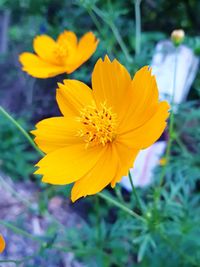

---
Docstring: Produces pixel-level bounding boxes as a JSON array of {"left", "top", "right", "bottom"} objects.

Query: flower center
[
  {"left": 77, "top": 102, "right": 117, "bottom": 147},
  {"left": 53, "top": 43, "right": 69, "bottom": 63}
]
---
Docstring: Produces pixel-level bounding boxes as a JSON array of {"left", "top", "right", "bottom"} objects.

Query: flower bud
[
  {"left": 159, "top": 157, "right": 167, "bottom": 166},
  {"left": 171, "top": 29, "right": 185, "bottom": 46}
]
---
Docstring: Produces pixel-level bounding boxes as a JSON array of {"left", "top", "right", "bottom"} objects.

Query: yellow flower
[
  {"left": 19, "top": 31, "right": 99, "bottom": 78},
  {"left": 0, "top": 234, "right": 5, "bottom": 253},
  {"left": 31, "top": 56, "right": 170, "bottom": 202},
  {"left": 159, "top": 157, "right": 167, "bottom": 166}
]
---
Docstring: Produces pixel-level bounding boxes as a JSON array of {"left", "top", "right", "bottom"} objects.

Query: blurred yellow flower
[
  {"left": 0, "top": 234, "right": 5, "bottom": 253},
  {"left": 31, "top": 56, "right": 170, "bottom": 202},
  {"left": 19, "top": 31, "right": 99, "bottom": 78},
  {"left": 159, "top": 157, "right": 167, "bottom": 166}
]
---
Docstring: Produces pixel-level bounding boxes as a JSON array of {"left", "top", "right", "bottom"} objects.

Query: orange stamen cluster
[{"left": 78, "top": 102, "right": 117, "bottom": 147}]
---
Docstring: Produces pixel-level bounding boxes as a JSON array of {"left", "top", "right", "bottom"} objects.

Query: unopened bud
[{"left": 171, "top": 29, "right": 185, "bottom": 46}]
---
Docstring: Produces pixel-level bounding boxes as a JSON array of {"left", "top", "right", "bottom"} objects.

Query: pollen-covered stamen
[
  {"left": 53, "top": 43, "right": 69, "bottom": 63},
  {"left": 77, "top": 102, "right": 117, "bottom": 147}
]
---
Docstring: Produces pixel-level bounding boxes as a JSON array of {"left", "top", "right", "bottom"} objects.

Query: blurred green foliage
[{"left": 0, "top": 114, "right": 38, "bottom": 180}]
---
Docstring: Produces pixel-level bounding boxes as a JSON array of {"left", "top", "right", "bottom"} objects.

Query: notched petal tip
[
  {"left": 71, "top": 191, "right": 85, "bottom": 203},
  {"left": 104, "top": 55, "right": 111, "bottom": 62},
  {"left": 34, "top": 167, "right": 40, "bottom": 175},
  {"left": 110, "top": 180, "right": 116, "bottom": 188},
  {"left": 30, "top": 129, "right": 36, "bottom": 135},
  {"left": 57, "top": 81, "right": 65, "bottom": 89}
]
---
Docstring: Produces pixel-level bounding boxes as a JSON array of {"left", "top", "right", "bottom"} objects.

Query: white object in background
[
  {"left": 120, "top": 41, "right": 199, "bottom": 191},
  {"left": 121, "top": 141, "right": 166, "bottom": 190},
  {"left": 151, "top": 40, "right": 199, "bottom": 104}
]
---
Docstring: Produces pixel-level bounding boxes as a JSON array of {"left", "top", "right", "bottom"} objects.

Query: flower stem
[
  {"left": 0, "top": 220, "right": 42, "bottom": 243},
  {"left": 109, "top": 21, "right": 133, "bottom": 63},
  {"left": 97, "top": 192, "right": 145, "bottom": 222},
  {"left": 0, "top": 106, "right": 44, "bottom": 157},
  {"left": 155, "top": 47, "right": 178, "bottom": 203},
  {"left": 114, "top": 186, "right": 126, "bottom": 204},
  {"left": 92, "top": 5, "right": 132, "bottom": 63},
  {"left": 134, "top": 0, "right": 142, "bottom": 55},
  {"left": 128, "top": 171, "right": 143, "bottom": 212}
]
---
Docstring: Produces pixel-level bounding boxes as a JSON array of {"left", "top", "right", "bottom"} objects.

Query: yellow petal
[
  {"left": 119, "top": 66, "right": 160, "bottom": 133},
  {"left": 19, "top": 52, "right": 66, "bottom": 78},
  {"left": 56, "top": 79, "right": 93, "bottom": 116},
  {"left": 35, "top": 143, "right": 105, "bottom": 185},
  {"left": 57, "top": 30, "right": 78, "bottom": 48},
  {"left": 60, "top": 32, "right": 99, "bottom": 75},
  {"left": 0, "top": 235, "right": 5, "bottom": 253},
  {"left": 31, "top": 117, "right": 82, "bottom": 153},
  {"left": 118, "top": 101, "right": 170, "bottom": 149},
  {"left": 92, "top": 56, "right": 132, "bottom": 123},
  {"left": 33, "top": 35, "right": 58, "bottom": 64},
  {"left": 71, "top": 144, "right": 118, "bottom": 202},
  {"left": 111, "top": 141, "right": 139, "bottom": 187},
  {"left": 77, "top": 32, "right": 99, "bottom": 62}
]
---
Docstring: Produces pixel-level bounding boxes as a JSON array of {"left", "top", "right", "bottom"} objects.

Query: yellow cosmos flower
[
  {"left": 0, "top": 234, "right": 5, "bottom": 253},
  {"left": 159, "top": 157, "right": 167, "bottom": 166},
  {"left": 31, "top": 56, "right": 170, "bottom": 202},
  {"left": 19, "top": 31, "right": 99, "bottom": 78}
]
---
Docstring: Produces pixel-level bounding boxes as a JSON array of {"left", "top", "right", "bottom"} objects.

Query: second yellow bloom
[{"left": 19, "top": 30, "right": 99, "bottom": 78}]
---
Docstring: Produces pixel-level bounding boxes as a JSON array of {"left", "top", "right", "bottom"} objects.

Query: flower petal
[
  {"left": 77, "top": 32, "right": 99, "bottom": 62},
  {"left": 111, "top": 142, "right": 139, "bottom": 187},
  {"left": 71, "top": 144, "right": 118, "bottom": 202},
  {"left": 118, "top": 101, "right": 170, "bottom": 149},
  {"left": 92, "top": 56, "right": 131, "bottom": 123},
  {"left": 57, "top": 30, "right": 78, "bottom": 48},
  {"left": 19, "top": 52, "right": 66, "bottom": 78},
  {"left": 119, "top": 66, "right": 160, "bottom": 133},
  {"left": 61, "top": 32, "right": 99, "bottom": 74},
  {"left": 56, "top": 79, "right": 93, "bottom": 116},
  {"left": 31, "top": 117, "right": 82, "bottom": 153},
  {"left": 0, "top": 235, "right": 5, "bottom": 253},
  {"left": 35, "top": 144, "right": 105, "bottom": 185},
  {"left": 33, "top": 35, "right": 58, "bottom": 64}
]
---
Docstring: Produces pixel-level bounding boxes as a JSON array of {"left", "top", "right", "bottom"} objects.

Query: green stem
[
  {"left": 87, "top": 8, "right": 102, "bottom": 35},
  {"left": 92, "top": 5, "right": 132, "bottom": 62},
  {"left": 128, "top": 171, "right": 143, "bottom": 212},
  {"left": 0, "top": 175, "right": 32, "bottom": 208},
  {"left": 114, "top": 186, "right": 126, "bottom": 204},
  {"left": 134, "top": 0, "right": 142, "bottom": 55},
  {"left": 0, "top": 220, "right": 43, "bottom": 243},
  {"left": 0, "top": 218, "right": 112, "bottom": 262},
  {"left": 174, "top": 135, "right": 192, "bottom": 158},
  {"left": 109, "top": 22, "right": 133, "bottom": 63},
  {"left": 0, "top": 106, "right": 44, "bottom": 157},
  {"left": 97, "top": 192, "right": 145, "bottom": 223},
  {"left": 154, "top": 47, "right": 178, "bottom": 204}
]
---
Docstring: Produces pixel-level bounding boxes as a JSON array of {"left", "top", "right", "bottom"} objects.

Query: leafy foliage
[
  {"left": 0, "top": 114, "right": 38, "bottom": 180},
  {"left": 0, "top": 0, "right": 200, "bottom": 266}
]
